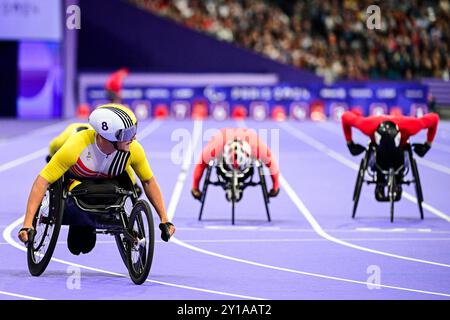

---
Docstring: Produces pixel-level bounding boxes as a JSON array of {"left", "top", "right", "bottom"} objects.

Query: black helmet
[{"left": 374, "top": 121, "right": 401, "bottom": 149}]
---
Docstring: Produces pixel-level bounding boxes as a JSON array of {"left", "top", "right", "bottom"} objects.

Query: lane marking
[
  {"left": 0, "top": 120, "right": 73, "bottom": 147},
  {"left": 171, "top": 237, "right": 450, "bottom": 297},
  {"left": 0, "top": 148, "right": 48, "bottom": 173},
  {"left": 415, "top": 157, "right": 450, "bottom": 175},
  {"left": 3, "top": 217, "right": 264, "bottom": 300},
  {"left": 137, "top": 120, "right": 162, "bottom": 140},
  {"left": 280, "top": 122, "right": 450, "bottom": 223},
  {"left": 279, "top": 174, "right": 450, "bottom": 268},
  {"left": 3, "top": 236, "right": 450, "bottom": 245},
  {"left": 0, "top": 290, "right": 44, "bottom": 300},
  {"left": 167, "top": 120, "right": 203, "bottom": 221}
]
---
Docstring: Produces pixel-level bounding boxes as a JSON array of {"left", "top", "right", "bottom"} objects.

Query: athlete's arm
[
  {"left": 19, "top": 132, "right": 87, "bottom": 243},
  {"left": 130, "top": 141, "right": 175, "bottom": 238},
  {"left": 18, "top": 176, "right": 50, "bottom": 243},
  {"left": 401, "top": 113, "right": 440, "bottom": 157},
  {"left": 141, "top": 177, "right": 169, "bottom": 223},
  {"left": 419, "top": 113, "right": 439, "bottom": 144},
  {"left": 192, "top": 130, "right": 225, "bottom": 191},
  {"left": 254, "top": 134, "right": 279, "bottom": 195},
  {"left": 341, "top": 111, "right": 360, "bottom": 142}
]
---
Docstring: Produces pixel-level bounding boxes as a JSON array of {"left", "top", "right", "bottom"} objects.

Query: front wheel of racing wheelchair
[
  {"left": 27, "top": 179, "right": 64, "bottom": 276},
  {"left": 352, "top": 143, "right": 424, "bottom": 222},
  {"left": 198, "top": 159, "right": 271, "bottom": 225},
  {"left": 27, "top": 173, "right": 155, "bottom": 285}
]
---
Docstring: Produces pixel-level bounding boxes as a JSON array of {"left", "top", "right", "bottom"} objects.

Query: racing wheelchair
[
  {"left": 26, "top": 172, "right": 154, "bottom": 285},
  {"left": 352, "top": 142, "right": 424, "bottom": 222},
  {"left": 197, "top": 158, "right": 271, "bottom": 225}
]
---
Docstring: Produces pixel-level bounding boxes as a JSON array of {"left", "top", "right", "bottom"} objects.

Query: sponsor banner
[{"left": 84, "top": 82, "right": 428, "bottom": 119}]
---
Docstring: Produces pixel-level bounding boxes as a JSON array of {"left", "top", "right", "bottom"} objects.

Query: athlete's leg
[{"left": 65, "top": 180, "right": 96, "bottom": 255}]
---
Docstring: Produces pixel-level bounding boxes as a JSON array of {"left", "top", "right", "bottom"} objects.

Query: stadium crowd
[{"left": 130, "top": 0, "right": 450, "bottom": 83}]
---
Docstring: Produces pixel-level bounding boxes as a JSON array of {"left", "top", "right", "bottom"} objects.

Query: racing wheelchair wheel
[
  {"left": 114, "top": 195, "right": 136, "bottom": 269},
  {"left": 258, "top": 165, "right": 271, "bottom": 222},
  {"left": 352, "top": 147, "right": 370, "bottom": 218},
  {"left": 387, "top": 168, "right": 396, "bottom": 223},
  {"left": 27, "top": 178, "right": 64, "bottom": 276},
  {"left": 126, "top": 200, "right": 155, "bottom": 285},
  {"left": 409, "top": 151, "right": 424, "bottom": 219}
]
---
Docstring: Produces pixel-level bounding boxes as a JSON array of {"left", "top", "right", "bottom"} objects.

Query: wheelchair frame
[
  {"left": 27, "top": 172, "right": 155, "bottom": 285},
  {"left": 352, "top": 142, "right": 424, "bottom": 222},
  {"left": 197, "top": 159, "right": 271, "bottom": 225}
]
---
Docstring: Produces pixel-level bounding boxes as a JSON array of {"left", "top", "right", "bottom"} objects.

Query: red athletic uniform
[
  {"left": 342, "top": 111, "right": 439, "bottom": 146},
  {"left": 192, "top": 128, "right": 279, "bottom": 191},
  {"left": 105, "top": 68, "right": 129, "bottom": 97}
]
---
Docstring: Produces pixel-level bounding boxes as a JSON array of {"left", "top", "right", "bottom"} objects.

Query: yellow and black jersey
[{"left": 40, "top": 129, "right": 153, "bottom": 184}]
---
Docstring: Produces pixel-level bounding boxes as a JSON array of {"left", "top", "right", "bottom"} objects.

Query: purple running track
[{"left": 0, "top": 119, "right": 449, "bottom": 300}]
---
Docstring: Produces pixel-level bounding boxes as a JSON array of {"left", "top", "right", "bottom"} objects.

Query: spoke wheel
[
  {"left": 27, "top": 179, "right": 64, "bottom": 276},
  {"left": 126, "top": 200, "right": 154, "bottom": 285}
]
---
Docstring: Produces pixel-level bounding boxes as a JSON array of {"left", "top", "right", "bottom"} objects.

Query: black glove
[
  {"left": 18, "top": 227, "right": 35, "bottom": 246},
  {"left": 159, "top": 222, "right": 175, "bottom": 242},
  {"left": 347, "top": 141, "right": 366, "bottom": 156},
  {"left": 46, "top": 155, "right": 51, "bottom": 163},
  {"left": 413, "top": 142, "right": 431, "bottom": 157},
  {"left": 134, "top": 184, "right": 143, "bottom": 198},
  {"left": 191, "top": 188, "right": 202, "bottom": 200},
  {"left": 268, "top": 188, "right": 280, "bottom": 198}
]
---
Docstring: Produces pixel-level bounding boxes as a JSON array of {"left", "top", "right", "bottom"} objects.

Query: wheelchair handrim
[
  {"left": 31, "top": 191, "right": 54, "bottom": 264},
  {"left": 129, "top": 209, "right": 149, "bottom": 274}
]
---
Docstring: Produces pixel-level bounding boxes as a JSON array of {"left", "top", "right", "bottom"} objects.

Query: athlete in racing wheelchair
[
  {"left": 342, "top": 110, "right": 439, "bottom": 222},
  {"left": 17, "top": 104, "right": 175, "bottom": 284},
  {"left": 191, "top": 128, "right": 280, "bottom": 224}
]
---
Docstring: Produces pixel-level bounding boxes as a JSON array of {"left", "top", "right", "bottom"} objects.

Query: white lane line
[
  {"left": 2, "top": 216, "right": 264, "bottom": 300},
  {"left": 415, "top": 157, "right": 450, "bottom": 175},
  {"left": 0, "top": 148, "right": 48, "bottom": 173},
  {"left": 279, "top": 175, "right": 450, "bottom": 268},
  {"left": 433, "top": 142, "right": 450, "bottom": 153},
  {"left": 137, "top": 120, "right": 162, "bottom": 140},
  {"left": 3, "top": 237, "right": 450, "bottom": 245},
  {"left": 167, "top": 120, "right": 203, "bottom": 221},
  {"left": 0, "top": 120, "right": 73, "bottom": 147},
  {"left": 280, "top": 122, "right": 450, "bottom": 223},
  {"left": 0, "top": 290, "right": 45, "bottom": 300},
  {"left": 176, "top": 237, "right": 450, "bottom": 242},
  {"left": 173, "top": 226, "right": 450, "bottom": 233},
  {"left": 162, "top": 121, "right": 450, "bottom": 298},
  {"left": 171, "top": 237, "right": 450, "bottom": 297}
]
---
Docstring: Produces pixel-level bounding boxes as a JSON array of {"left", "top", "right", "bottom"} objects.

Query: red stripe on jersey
[
  {"left": 74, "top": 164, "right": 97, "bottom": 177},
  {"left": 76, "top": 158, "right": 96, "bottom": 174}
]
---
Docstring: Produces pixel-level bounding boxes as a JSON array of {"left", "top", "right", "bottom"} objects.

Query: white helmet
[
  {"left": 223, "top": 139, "right": 253, "bottom": 171},
  {"left": 88, "top": 104, "right": 138, "bottom": 142}
]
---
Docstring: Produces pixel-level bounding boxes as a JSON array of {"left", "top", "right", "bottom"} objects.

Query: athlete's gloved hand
[
  {"left": 413, "top": 142, "right": 431, "bottom": 157},
  {"left": 134, "top": 184, "right": 143, "bottom": 198},
  {"left": 46, "top": 155, "right": 51, "bottom": 163},
  {"left": 18, "top": 227, "right": 35, "bottom": 246},
  {"left": 347, "top": 141, "right": 366, "bottom": 156},
  {"left": 191, "top": 188, "right": 202, "bottom": 200},
  {"left": 159, "top": 222, "right": 175, "bottom": 242},
  {"left": 268, "top": 188, "right": 280, "bottom": 198}
]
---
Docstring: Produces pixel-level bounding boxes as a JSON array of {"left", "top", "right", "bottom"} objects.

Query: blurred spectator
[{"left": 129, "top": 0, "right": 450, "bottom": 82}]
